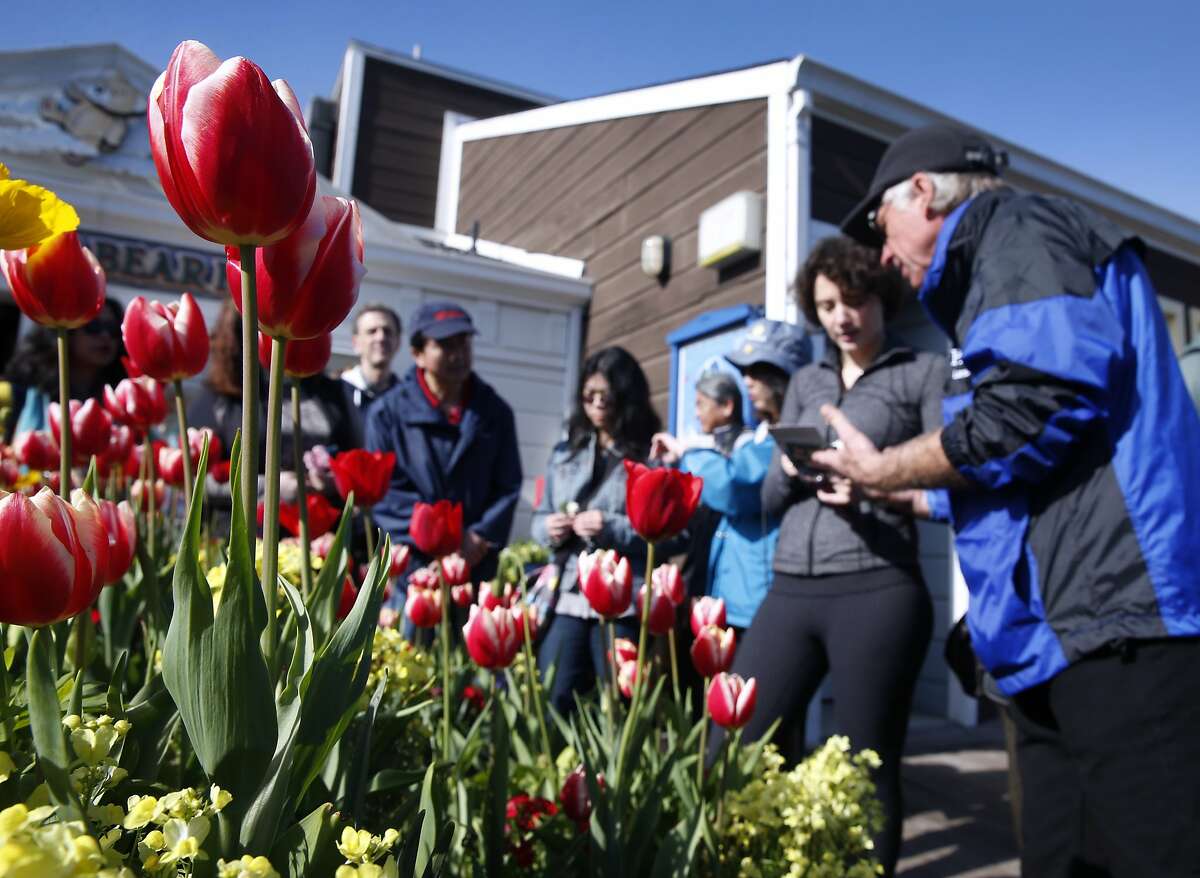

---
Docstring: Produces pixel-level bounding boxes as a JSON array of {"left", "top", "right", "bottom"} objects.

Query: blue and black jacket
[{"left": 922, "top": 189, "right": 1200, "bottom": 695}]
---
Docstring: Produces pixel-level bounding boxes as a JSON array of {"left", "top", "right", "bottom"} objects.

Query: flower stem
[
  {"left": 172, "top": 380, "right": 193, "bottom": 502},
  {"left": 518, "top": 583, "right": 553, "bottom": 783},
  {"left": 261, "top": 337, "right": 287, "bottom": 672},
  {"left": 697, "top": 677, "right": 710, "bottom": 789},
  {"left": 55, "top": 329, "right": 71, "bottom": 499},
  {"left": 616, "top": 540, "right": 655, "bottom": 783},
  {"left": 291, "top": 383, "right": 313, "bottom": 597},
  {"left": 0, "top": 640, "right": 15, "bottom": 745},
  {"left": 142, "top": 440, "right": 156, "bottom": 560},
  {"left": 238, "top": 245, "right": 261, "bottom": 564},
  {"left": 364, "top": 510, "right": 377, "bottom": 560},
  {"left": 607, "top": 621, "right": 621, "bottom": 713},
  {"left": 437, "top": 560, "right": 452, "bottom": 763},
  {"left": 667, "top": 626, "right": 681, "bottom": 706}
]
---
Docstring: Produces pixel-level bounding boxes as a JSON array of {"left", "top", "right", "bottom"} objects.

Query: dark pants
[
  {"left": 717, "top": 566, "right": 932, "bottom": 878},
  {"left": 537, "top": 613, "right": 639, "bottom": 715},
  {"left": 1009, "top": 636, "right": 1200, "bottom": 878}
]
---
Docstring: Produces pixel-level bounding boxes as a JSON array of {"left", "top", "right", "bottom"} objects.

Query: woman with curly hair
[{"left": 730, "top": 236, "right": 947, "bottom": 876}]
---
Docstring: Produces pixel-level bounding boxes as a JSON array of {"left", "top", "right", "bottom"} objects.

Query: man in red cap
[{"left": 822, "top": 124, "right": 1200, "bottom": 876}]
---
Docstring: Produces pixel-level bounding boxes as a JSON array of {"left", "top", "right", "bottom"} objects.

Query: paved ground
[{"left": 897, "top": 716, "right": 1020, "bottom": 877}]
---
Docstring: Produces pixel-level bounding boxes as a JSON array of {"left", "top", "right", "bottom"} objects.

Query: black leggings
[{"left": 719, "top": 566, "right": 932, "bottom": 877}]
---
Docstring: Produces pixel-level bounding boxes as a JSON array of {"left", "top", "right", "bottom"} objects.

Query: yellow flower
[
  {"left": 218, "top": 854, "right": 281, "bottom": 878},
  {"left": 210, "top": 784, "right": 233, "bottom": 812},
  {"left": 338, "top": 826, "right": 375, "bottom": 862},
  {"left": 157, "top": 815, "right": 210, "bottom": 867},
  {"left": 122, "top": 795, "right": 158, "bottom": 830},
  {"left": 0, "top": 162, "right": 80, "bottom": 250}
]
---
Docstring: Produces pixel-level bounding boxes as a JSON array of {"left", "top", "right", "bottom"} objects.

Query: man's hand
[
  {"left": 461, "top": 530, "right": 491, "bottom": 567},
  {"left": 572, "top": 509, "right": 605, "bottom": 540},
  {"left": 544, "top": 512, "right": 574, "bottom": 545},
  {"left": 650, "top": 432, "right": 683, "bottom": 465},
  {"left": 810, "top": 405, "right": 887, "bottom": 490},
  {"left": 816, "top": 475, "right": 858, "bottom": 507}
]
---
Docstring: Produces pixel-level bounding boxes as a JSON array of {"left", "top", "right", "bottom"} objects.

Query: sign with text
[{"left": 78, "top": 230, "right": 228, "bottom": 299}]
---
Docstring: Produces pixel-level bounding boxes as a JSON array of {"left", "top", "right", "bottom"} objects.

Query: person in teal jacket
[{"left": 652, "top": 319, "right": 812, "bottom": 630}]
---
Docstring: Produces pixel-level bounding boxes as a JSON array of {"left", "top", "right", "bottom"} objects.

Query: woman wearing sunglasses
[{"left": 2, "top": 297, "right": 127, "bottom": 437}]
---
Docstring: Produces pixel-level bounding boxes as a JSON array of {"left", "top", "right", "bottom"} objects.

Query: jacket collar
[
  {"left": 818, "top": 330, "right": 915, "bottom": 375},
  {"left": 918, "top": 188, "right": 1014, "bottom": 341}
]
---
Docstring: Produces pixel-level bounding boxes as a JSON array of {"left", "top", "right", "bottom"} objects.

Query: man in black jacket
[{"left": 818, "top": 125, "right": 1200, "bottom": 877}]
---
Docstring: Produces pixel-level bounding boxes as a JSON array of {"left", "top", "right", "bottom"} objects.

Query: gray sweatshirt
[{"left": 762, "top": 337, "right": 947, "bottom": 577}]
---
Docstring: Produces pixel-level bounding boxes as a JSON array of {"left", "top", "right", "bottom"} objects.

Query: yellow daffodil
[
  {"left": 0, "top": 162, "right": 80, "bottom": 250},
  {"left": 217, "top": 854, "right": 280, "bottom": 878}
]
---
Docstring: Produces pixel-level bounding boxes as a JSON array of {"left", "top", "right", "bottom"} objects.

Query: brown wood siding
[
  {"left": 457, "top": 100, "right": 769, "bottom": 418},
  {"left": 810, "top": 117, "right": 1200, "bottom": 311},
  {"left": 351, "top": 58, "right": 539, "bottom": 227}
]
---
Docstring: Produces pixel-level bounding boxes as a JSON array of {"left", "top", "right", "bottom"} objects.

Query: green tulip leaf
[
  {"left": 161, "top": 435, "right": 276, "bottom": 840},
  {"left": 485, "top": 694, "right": 509, "bottom": 878},
  {"left": 306, "top": 494, "right": 353, "bottom": 646},
  {"left": 26, "top": 627, "right": 84, "bottom": 822},
  {"left": 270, "top": 802, "right": 345, "bottom": 878}
]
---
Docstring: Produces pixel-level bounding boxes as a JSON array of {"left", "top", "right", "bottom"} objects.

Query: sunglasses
[{"left": 581, "top": 391, "right": 612, "bottom": 406}]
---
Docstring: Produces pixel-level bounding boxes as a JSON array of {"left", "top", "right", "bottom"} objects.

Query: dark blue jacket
[
  {"left": 922, "top": 189, "right": 1200, "bottom": 695},
  {"left": 364, "top": 367, "right": 522, "bottom": 575}
]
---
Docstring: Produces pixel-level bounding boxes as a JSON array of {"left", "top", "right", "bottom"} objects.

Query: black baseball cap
[
  {"left": 841, "top": 124, "right": 1008, "bottom": 244},
  {"left": 409, "top": 300, "right": 477, "bottom": 341}
]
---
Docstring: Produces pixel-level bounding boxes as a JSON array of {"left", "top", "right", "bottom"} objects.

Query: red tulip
[
  {"left": 462, "top": 684, "right": 485, "bottom": 712},
  {"left": 440, "top": 553, "right": 470, "bottom": 587},
  {"left": 479, "top": 581, "right": 517, "bottom": 611},
  {"left": 129, "top": 478, "right": 165, "bottom": 512},
  {"left": 13, "top": 430, "right": 59, "bottom": 471},
  {"left": 157, "top": 447, "right": 185, "bottom": 487},
  {"left": 98, "top": 499, "right": 136, "bottom": 586},
  {"left": 405, "top": 583, "right": 442, "bottom": 629},
  {"left": 690, "top": 625, "right": 736, "bottom": 678},
  {"left": 121, "top": 293, "right": 208, "bottom": 382},
  {"left": 652, "top": 562, "right": 686, "bottom": 606},
  {"left": 257, "top": 330, "right": 332, "bottom": 378},
  {"left": 49, "top": 399, "right": 113, "bottom": 460},
  {"left": 451, "top": 583, "right": 474, "bottom": 607},
  {"left": 337, "top": 575, "right": 358, "bottom": 620},
  {"left": 104, "top": 377, "right": 167, "bottom": 430},
  {"left": 610, "top": 637, "right": 638, "bottom": 667},
  {"left": 560, "top": 766, "right": 594, "bottom": 830},
  {"left": 0, "top": 232, "right": 105, "bottom": 329},
  {"left": 388, "top": 544, "right": 411, "bottom": 579},
  {"left": 462, "top": 604, "right": 523, "bottom": 669},
  {"left": 408, "top": 499, "right": 462, "bottom": 558},
  {"left": 636, "top": 581, "right": 677, "bottom": 636},
  {"left": 98, "top": 425, "right": 134, "bottom": 477},
  {"left": 707, "top": 672, "right": 757, "bottom": 729},
  {"left": 230, "top": 196, "right": 364, "bottom": 340},
  {"left": 0, "top": 487, "right": 107, "bottom": 625},
  {"left": 408, "top": 566, "right": 439, "bottom": 591},
  {"left": 690, "top": 596, "right": 727, "bottom": 638},
  {"left": 210, "top": 460, "right": 231, "bottom": 485},
  {"left": 624, "top": 461, "right": 702, "bottom": 543},
  {"left": 278, "top": 493, "right": 340, "bottom": 539},
  {"left": 578, "top": 549, "right": 632, "bottom": 619},
  {"left": 329, "top": 449, "right": 394, "bottom": 508},
  {"left": 148, "top": 40, "right": 316, "bottom": 247},
  {"left": 185, "top": 428, "right": 221, "bottom": 467},
  {"left": 617, "top": 659, "right": 638, "bottom": 699}
]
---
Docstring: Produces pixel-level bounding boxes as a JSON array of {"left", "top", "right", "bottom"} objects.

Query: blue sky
[{"left": 4, "top": 0, "right": 1198, "bottom": 222}]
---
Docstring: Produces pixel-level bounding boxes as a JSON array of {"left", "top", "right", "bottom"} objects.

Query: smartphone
[{"left": 767, "top": 424, "right": 831, "bottom": 482}]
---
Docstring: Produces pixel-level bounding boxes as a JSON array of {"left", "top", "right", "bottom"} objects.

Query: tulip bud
[
  {"left": 388, "top": 544, "right": 411, "bottom": 579},
  {"left": 0, "top": 232, "right": 106, "bottom": 329},
  {"left": 623, "top": 460, "right": 703, "bottom": 543},
  {"left": 560, "top": 766, "right": 594, "bottom": 830},
  {"left": 121, "top": 293, "right": 208, "bottom": 382},
  {"left": 49, "top": 399, "right": 113, "bottom": 460},
  {"left": 405, "top": 583, "right": 442, "bottom": 629},
  {"left": 278, "top": 493, "right": 340, "bottom": 540},
  {"left": 652, "top": 562, "right": 686, "bottom": 606},
  {"left": 103, "top": 377, "right": 167, "bottom": 430},
  {"left": 440, "top": 553, "right": 471, "bottom": 587},
  {"left": 617, "top": 660, "right": 638, "bottom": 699},
  {"left": 13, "top": 430, "right": 59, "bottom": 471},
  {"left": 129, "top": 478, "right": 165, "bottom": 512},
  {"left": 330, "top": 449, "right": 395, "bottom": 509},
  {"left": 462, "top": 604, "right": 523, "bottom": 670},
  {"left": 636, "top": 581, "right": 677, "bottom": 636},
  {"left": 408, "top": 499, "right": 463, "bottom": 558},
  {"left": 707, "top": 672, "right": 758, "bottom": 729},
  {"left": 479, "top": 581, "right": 516, "bottom": 611},
  {"left": 157, "top": 447, "right": 186, "bottom": 488},
  {"left": 690, "top": 625, "right": 736, "bottom": 678},
  {"left": 578, "top": 548, "right": 633, "bottom": 619},
  {"left": 337, "top": 576, "right": 358, "bottom": 620},
  {"left": 257, "top": 330, "right": 333, "bottom": 377},
  {"left": 97, "top": 499, "right": 137, "bottom": 586},
  {"left": 451, "top": 583, "right": 474, "bottom": 607},
  {"left": 690, "top": 596, "right": 727, "bottom": 637}
]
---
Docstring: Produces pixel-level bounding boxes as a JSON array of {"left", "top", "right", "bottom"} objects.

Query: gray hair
[
  {"left": 696, "top": 371, "right": 743, "bottom": 412},
  {"left": 882, "top": 171, "right": 1008, "bottom": 216}
]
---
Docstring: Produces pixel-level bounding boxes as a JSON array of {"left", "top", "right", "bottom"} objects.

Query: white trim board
[{"left": 331, "top": 45, "right": 366, "bottom": 195}]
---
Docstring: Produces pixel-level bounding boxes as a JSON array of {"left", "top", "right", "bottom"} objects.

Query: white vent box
[{"left": 697, "top": 191, "right": 763, "bottom": 269}]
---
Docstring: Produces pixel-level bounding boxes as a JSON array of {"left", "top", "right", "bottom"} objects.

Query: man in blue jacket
[
  {"left": 366, "top": 300, "right": 522, "bottom": 582},
  {"left": 820, "top": 125, "right": 1200, "bottom": 876}
]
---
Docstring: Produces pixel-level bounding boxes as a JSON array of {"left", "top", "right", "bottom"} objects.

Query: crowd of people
[{"left": 4, "top": 123, "right": 1200, "bottom": 878}]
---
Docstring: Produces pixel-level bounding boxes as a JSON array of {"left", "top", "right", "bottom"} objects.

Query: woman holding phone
[{"left": 729, "top": 237, "right": 946, "bottom": 877}]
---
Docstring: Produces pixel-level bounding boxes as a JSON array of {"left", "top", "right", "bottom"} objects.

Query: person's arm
[
  {"left": 469, "top": 405, "right": 523, "bottom": 549},
  {"left": 681, "top": 438, "right": 773, "bottom": 517}
]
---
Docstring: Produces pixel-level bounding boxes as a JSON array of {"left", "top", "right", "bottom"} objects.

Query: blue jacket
[
  {"left": 680, "top": 425, "right": 778, "bottom": 629},
  {"left": 365, "top": 367, "right": 522, "bottom": 576},
  {"left": 922, "top": 189, "right": 1200, "bottom": 695}
]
